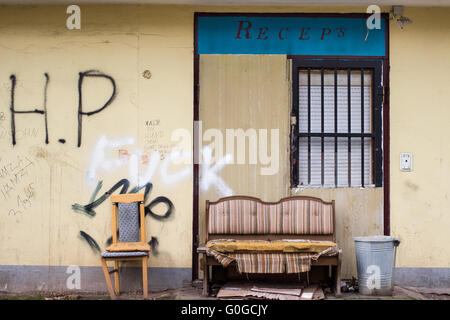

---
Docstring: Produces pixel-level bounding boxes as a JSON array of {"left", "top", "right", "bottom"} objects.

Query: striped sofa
[{"left": 197, "top": 196, "right": 342, "bottom": 296}]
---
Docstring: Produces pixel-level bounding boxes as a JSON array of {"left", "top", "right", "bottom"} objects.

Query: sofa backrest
[{"left": 206, "top": 196, "right": 335, "bottom": 241}]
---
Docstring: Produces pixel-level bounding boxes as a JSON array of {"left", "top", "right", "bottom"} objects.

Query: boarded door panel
[{"left": 198, "top": 54, "right": 290, "bottom": 245}]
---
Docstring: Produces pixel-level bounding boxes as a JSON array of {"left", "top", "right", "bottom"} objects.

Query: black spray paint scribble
[
  {"left": 8, "top": 70, "right": 116, "bottom": 147},
  {"left": 79, "top": 231, "right": 101, "bottom": 253},
  {"left": 149, "top": 237, "right": 159, "bottom": 255},
  {"left": 72, "top": 178, "right": 173, "bottom": 255},
  {"left": 77, "top": 70, "right": 117, "bottom": 147},
  {"left": 9, "top": 74, "right": 49, "bottom": 146}
]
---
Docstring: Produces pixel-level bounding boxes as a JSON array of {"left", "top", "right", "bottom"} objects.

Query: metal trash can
[{"left": 353, "top": 235, "right": 401, "bottom": 296}]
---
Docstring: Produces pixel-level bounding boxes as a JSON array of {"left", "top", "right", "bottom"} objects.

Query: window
[{"left": 290, "top": 59, "right": 383, "bottom": 188}]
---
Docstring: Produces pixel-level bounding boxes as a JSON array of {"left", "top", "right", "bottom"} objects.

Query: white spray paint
[
  {"left": 129, "top": 150, "right": 160, "bottom": 188},
  {"left": 200, "top": 146, "right": 233, "bottom": 197},
  {"left": 86, "top": 135, "right": 134, "bottom": 184},
  {"left": 87, "top": 135, "right": 234, "bottom": 197},
  {"left": 159, "top": 150, "right": 192, "bottom": 186}
]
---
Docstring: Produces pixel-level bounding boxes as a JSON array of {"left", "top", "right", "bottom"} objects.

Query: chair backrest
[
  {"left": 206, "top": 195, "right": 336, "bottom": 242},
  {"left": 110, "top": 193, "right": 146, "bottom": 244}
]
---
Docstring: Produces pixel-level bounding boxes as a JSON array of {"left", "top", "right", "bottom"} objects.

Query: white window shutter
[{"left": 298, "top": 70, "right": 373, "bottom": 188}]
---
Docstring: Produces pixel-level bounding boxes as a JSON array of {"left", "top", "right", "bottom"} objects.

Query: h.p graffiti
[{"left": 8, "top": 70, "right": 116, "bottom": 147}]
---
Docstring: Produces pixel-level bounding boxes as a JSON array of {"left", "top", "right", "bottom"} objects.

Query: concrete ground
[{"left": 0, "top": 281, "right": 449, "bottom": 300}]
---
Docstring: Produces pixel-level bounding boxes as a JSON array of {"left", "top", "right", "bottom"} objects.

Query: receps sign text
[
  {"left": 197, "top": 15, "right": 386, "bottom": 56},
  {"left": 235, "top": 20, "right": 345, "bottom": 41}
]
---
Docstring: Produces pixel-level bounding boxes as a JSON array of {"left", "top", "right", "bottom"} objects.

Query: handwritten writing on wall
[
  {"left": 0, "top": 111, "right": 40, "bottom": 143},
  {"left": 143, "top": 119, "right": 178, "bottom": 161},
  {"left": 0, "top": 155, "right": 36, "bottom": 216}
]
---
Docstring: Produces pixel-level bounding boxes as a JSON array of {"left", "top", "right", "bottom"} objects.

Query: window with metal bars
[{"left": 290, "top": 59, "right": 383, "bottom": 188}]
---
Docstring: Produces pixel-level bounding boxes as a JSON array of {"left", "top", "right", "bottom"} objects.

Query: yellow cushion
[
  {"left": 106, "top": 242, "right": 150, "bottom": 252},
  {"left": 206, "top": 239, "right": 337, "bottom": 253}
]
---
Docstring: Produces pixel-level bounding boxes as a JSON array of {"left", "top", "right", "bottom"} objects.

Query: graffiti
[
  {"left": 149, "top": 236, "right": 159, "bottom": 255},
  {"left": 16, "top": 182, "right": 35, "bottom": 211},
  {"left": 87, "top": 134, "right": 192, "bottom": 188},
  {"left": 87, "top": 134, "right": 234, "bottom": 196},
  {"left": 79, "top": 231, "right": 101, "bottom": 253},
  {"left": 9, "top": 74, "right": 49, "bottom": 146},
  {"left": 73, "top": 178, "right": 173, "bottom": 220},
  {"left": 73, "top": 178, "right": 174, "bottom": 219},
  {"left": 142, "top": 150, "right": 191, "bottom": 187},
  {"left": 145, "top": 119, "right": 160, "bottom": 126},
  {"left": 72, "top": 179, "right": 130, "bottom": 217},
  {"left": 0, "top": 127, "right": 39, "bottom": 141},
  {"left": 7, "top": 70, "right": 116, "bottom": 147},
  {"left": 143, "top": 120, "right": 176, "bottom": 160},
  {"left": 8, "top": 208, "right": 22, "bottom": 216},
  {"left": 0, "top": 155, "right": 36, "bottom": 216},
  {"left": 77, "top": 70, "right": 117, "bottom": 147},
  {"left": 200, "top": 146, "right": 233, "bottom": 197},
  {"left": 72, "top": 178, "right": 174, "bottom": 255},
  {"left": 0, "top": 156, "right": 35, "bottom": 194},
  {"left": 86, "top": 135, "right": 134, "bottom": 184}
]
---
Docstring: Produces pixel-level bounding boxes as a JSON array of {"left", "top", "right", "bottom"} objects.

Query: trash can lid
[{"left": 353, "top": 235, "right": 398, "bottom": 242}]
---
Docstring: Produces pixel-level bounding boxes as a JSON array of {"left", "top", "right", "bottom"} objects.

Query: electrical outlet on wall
[{"left": 400, "top": 152, "right": 413, "bottom": 172}]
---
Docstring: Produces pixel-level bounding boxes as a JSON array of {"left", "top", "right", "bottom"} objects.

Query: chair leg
[
  {"left": 142, "top": 257, "right": 148, "bottom": 299},
  {"left": 335, "top": 250, "right": 342, "bottom": 297},
  {"left": 101, "top": 258, "right": 116, "bottom": 300},
  {"left": 114, "top": 261, "right": 120, "bottom": 295},
  {"left": 202, "top": 255, "right": 209, "bottom": 296}
]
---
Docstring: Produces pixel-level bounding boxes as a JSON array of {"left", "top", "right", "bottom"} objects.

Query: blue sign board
[{"left": 197, "top": 16, "right": 386, "bottom": 56}]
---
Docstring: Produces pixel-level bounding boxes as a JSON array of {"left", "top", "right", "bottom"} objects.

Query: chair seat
[
  {"left": 101, "top": 251, "right": 149, "bottom": 258},
  {"left": 106, "top": 242, "right": 150, "bottom": 252}
]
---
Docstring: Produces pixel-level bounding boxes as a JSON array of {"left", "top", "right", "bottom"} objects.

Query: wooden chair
[{"left": 100, "top": 193, "right": 150, "bottom": 299}]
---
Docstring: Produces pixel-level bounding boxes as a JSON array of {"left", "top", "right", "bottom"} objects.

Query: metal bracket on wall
[{"left": 290, "top": 115, "right": 297, "bottom": 126}]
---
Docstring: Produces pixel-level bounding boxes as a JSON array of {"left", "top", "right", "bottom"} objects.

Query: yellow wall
[
  {"left": 389, "top": 7, "right": 450, "bottom": 268},
  {"left": 0, "top": 4, "right": 449, "bottom": 277},
  {"left": 0, "top": 5, "right": 195, "bottom": 268}
]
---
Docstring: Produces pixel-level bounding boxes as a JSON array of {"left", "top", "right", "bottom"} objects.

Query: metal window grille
[{"left": 291, "top": 59, "right": 383, "bottom": 188}]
